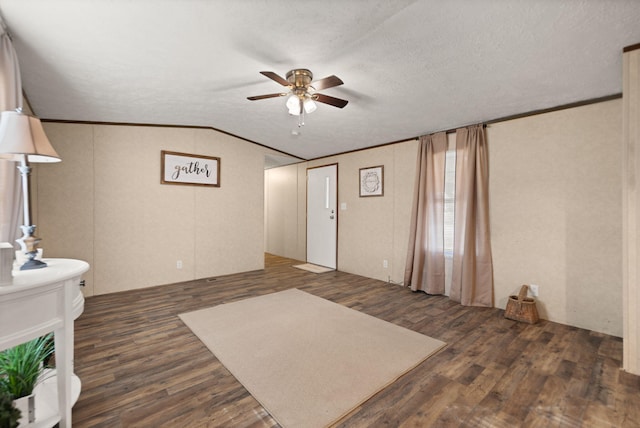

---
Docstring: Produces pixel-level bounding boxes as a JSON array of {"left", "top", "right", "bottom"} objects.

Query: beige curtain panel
[
  {"left": 450, "top": 125, "right": 494, "bottom": 307},
  {"left": 404, "top": 132, "right": 447, "bottom": 293},
  {"left": 0, "top": 23, "right": 24, "bottom": 247}
]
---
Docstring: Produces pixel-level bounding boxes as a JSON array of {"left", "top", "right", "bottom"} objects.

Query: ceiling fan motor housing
[{"left": 286, "top": 69, "right": 313, "bottom": 92}]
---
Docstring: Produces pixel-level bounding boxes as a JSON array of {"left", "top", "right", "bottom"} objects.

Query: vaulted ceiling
[{"left": 1, "top": 0, "right": 639, "bottom": 161}]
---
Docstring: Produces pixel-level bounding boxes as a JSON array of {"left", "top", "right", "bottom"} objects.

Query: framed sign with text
[{"left": 161, "top": 150, "right": 220, "bottom": 187}]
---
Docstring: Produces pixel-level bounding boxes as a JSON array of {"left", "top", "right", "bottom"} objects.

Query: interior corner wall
[
  {"left": 33, "top": 123, "right": 269, "bottom": 296},
  {"left": 490, "top": 99, "right": 622, "bottom": 337},
  {"left": 32, "top": 123, "right": 96, "bottom": 295},
  {"left": 310, "top": 141, "right": 419, "bottom": 284},
  {"left": 264, "top": 162, "right": 306, "bottom": 261},
  {"left": 265, "top": 140, "right": 419, "bottom": 283}
]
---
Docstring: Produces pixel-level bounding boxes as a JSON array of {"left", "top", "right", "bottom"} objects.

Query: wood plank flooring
[{"left": 72, "top": 254, "right": 640, "bottom": 427}]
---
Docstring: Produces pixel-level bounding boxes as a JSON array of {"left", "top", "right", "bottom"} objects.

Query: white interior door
[{"left": 307, "top": 165, "right": 337, "bottom": 269}]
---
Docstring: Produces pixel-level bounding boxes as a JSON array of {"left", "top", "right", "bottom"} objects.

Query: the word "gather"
[{"left": 172, "top": 161, "right": 211, "bottom": 180}]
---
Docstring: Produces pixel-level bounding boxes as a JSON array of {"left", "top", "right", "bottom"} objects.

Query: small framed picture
[
  {"left": 161, "top": 150, "right": 220, "bottom": 187},
  {"left": 359, "top": 165, "right": 384, "bottom": 197}
]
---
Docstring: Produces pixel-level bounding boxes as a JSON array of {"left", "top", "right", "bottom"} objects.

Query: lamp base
[
  {"left": 19, "top": 257, "right": 47, "bottom": 270},
  {"left": 16, "top": 225, "right": 46, "bottom": 270}
]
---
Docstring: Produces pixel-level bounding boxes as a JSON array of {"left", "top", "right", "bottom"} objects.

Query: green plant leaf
[{"left": 0, "top": 334, "right": 54, "bottom": 399}]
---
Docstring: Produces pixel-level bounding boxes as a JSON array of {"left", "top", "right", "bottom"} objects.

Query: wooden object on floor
[
  {"left": 72, "top": 254, "right": 640, "bottom": 427},
  {"left": 504, "top": 284, "right": 540, "bottom": 324}
]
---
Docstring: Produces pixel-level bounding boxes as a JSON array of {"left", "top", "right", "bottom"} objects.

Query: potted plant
[
  {"left": 0, "top": 391, "right": 20, "bottom": 428},
  {"left": 0, "top": 334, "right": 54, "bottom": 424}
]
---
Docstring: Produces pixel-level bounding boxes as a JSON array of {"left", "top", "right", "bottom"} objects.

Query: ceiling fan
[{"left": 247, "top": 69, "right": 348, "bottom": 125}]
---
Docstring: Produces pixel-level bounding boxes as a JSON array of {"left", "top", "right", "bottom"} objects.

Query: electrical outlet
[
  {"left": 383, "top": 259, "right": 388, "bottom": 269},
  {"left": 177, "top": 260, "right": 183, "bottom": 269},
  {"left": 529, "top": 284, "right": 539, "bottom": 297}
]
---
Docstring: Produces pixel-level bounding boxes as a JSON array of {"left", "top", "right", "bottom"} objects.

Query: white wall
[
  {"left": 34, "top": 123, "right": 276, "bottom": 296},
  {"left": 304, "top": 141, "right": 418, "bottom": 284},
  {"left": 265, "top": 99, "right": 623, "bottom": 336},
  {"left": 490, "top": 99, "right": 622, "bottom": 336},
  {"left": 264, "top": 163, "right": 306, "bottom": 261}
]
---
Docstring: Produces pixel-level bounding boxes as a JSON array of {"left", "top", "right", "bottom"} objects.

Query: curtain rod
[
  {"left": 398, "top": 123, "right": 485, "bottom": 143},
  {"left": 444, "top": 123, "right": 486, "bottom": 135}
]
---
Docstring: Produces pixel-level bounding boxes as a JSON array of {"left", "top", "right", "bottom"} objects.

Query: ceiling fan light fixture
[
  {"left": 286, "top": 94, "right": 301, "bottom": 115},
  {"left": 304, "top": 98, "right": 317, "bottom": 114}
]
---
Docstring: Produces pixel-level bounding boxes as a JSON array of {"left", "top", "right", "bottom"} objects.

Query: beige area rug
[
  {"left": 293, "top": 263, "right": 335, "bottom": 273},
  {"left": 179, "top": 289, "right": 446, "bottom": 428}
]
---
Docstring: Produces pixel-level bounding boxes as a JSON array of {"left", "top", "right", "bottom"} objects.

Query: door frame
[{"left": 306, "top": 163, "right": 338, "bottom": 269}]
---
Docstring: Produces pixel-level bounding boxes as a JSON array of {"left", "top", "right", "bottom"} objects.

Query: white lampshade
[
  {"left": 286, "top": 94, "right": 302, "bottom": 116},
  {"left": 0, "top": 110, "right": 61, "bottom": 163},
  {"left": 304, "top": 98, "right": 317, "bottom": 114}
]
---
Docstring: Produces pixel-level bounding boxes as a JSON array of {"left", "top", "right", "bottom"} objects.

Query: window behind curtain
[
  {"left": 443, "top": 142, "right": 456, "bottom": 294},
  {"left": 444, "top": 146, "right": 456, "bottom": 256}
]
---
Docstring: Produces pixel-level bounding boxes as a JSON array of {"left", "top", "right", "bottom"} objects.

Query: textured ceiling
[{"left": 1, "top": 0, "right": 639, "bottom": 161}]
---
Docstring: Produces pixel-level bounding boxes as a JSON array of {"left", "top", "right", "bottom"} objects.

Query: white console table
[{"left": 0, "top": 258, "right": 89, "bottom": 428}]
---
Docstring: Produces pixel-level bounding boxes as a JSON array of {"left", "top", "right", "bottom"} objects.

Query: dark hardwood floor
[{"left": 72, "top": 254, "right": 640, "bottom": 427}]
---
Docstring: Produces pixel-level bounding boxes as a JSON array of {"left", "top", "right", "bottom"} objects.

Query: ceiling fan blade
[
  {"left": 247, "top": 93, "right": 287, "bottom": 101},
  {"left": 314, "top": 93, "right": 349, "bottom": 108},
  {"left": 260, "top": 71, "right": 290, "bottom": 87},
  {"left": 312, "top": 75, "right": 344, "bottom": 91}
]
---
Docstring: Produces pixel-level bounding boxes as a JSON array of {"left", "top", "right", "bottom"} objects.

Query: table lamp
[{"left": 0, "top": 109, "right": 60, "bottom": 270}]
